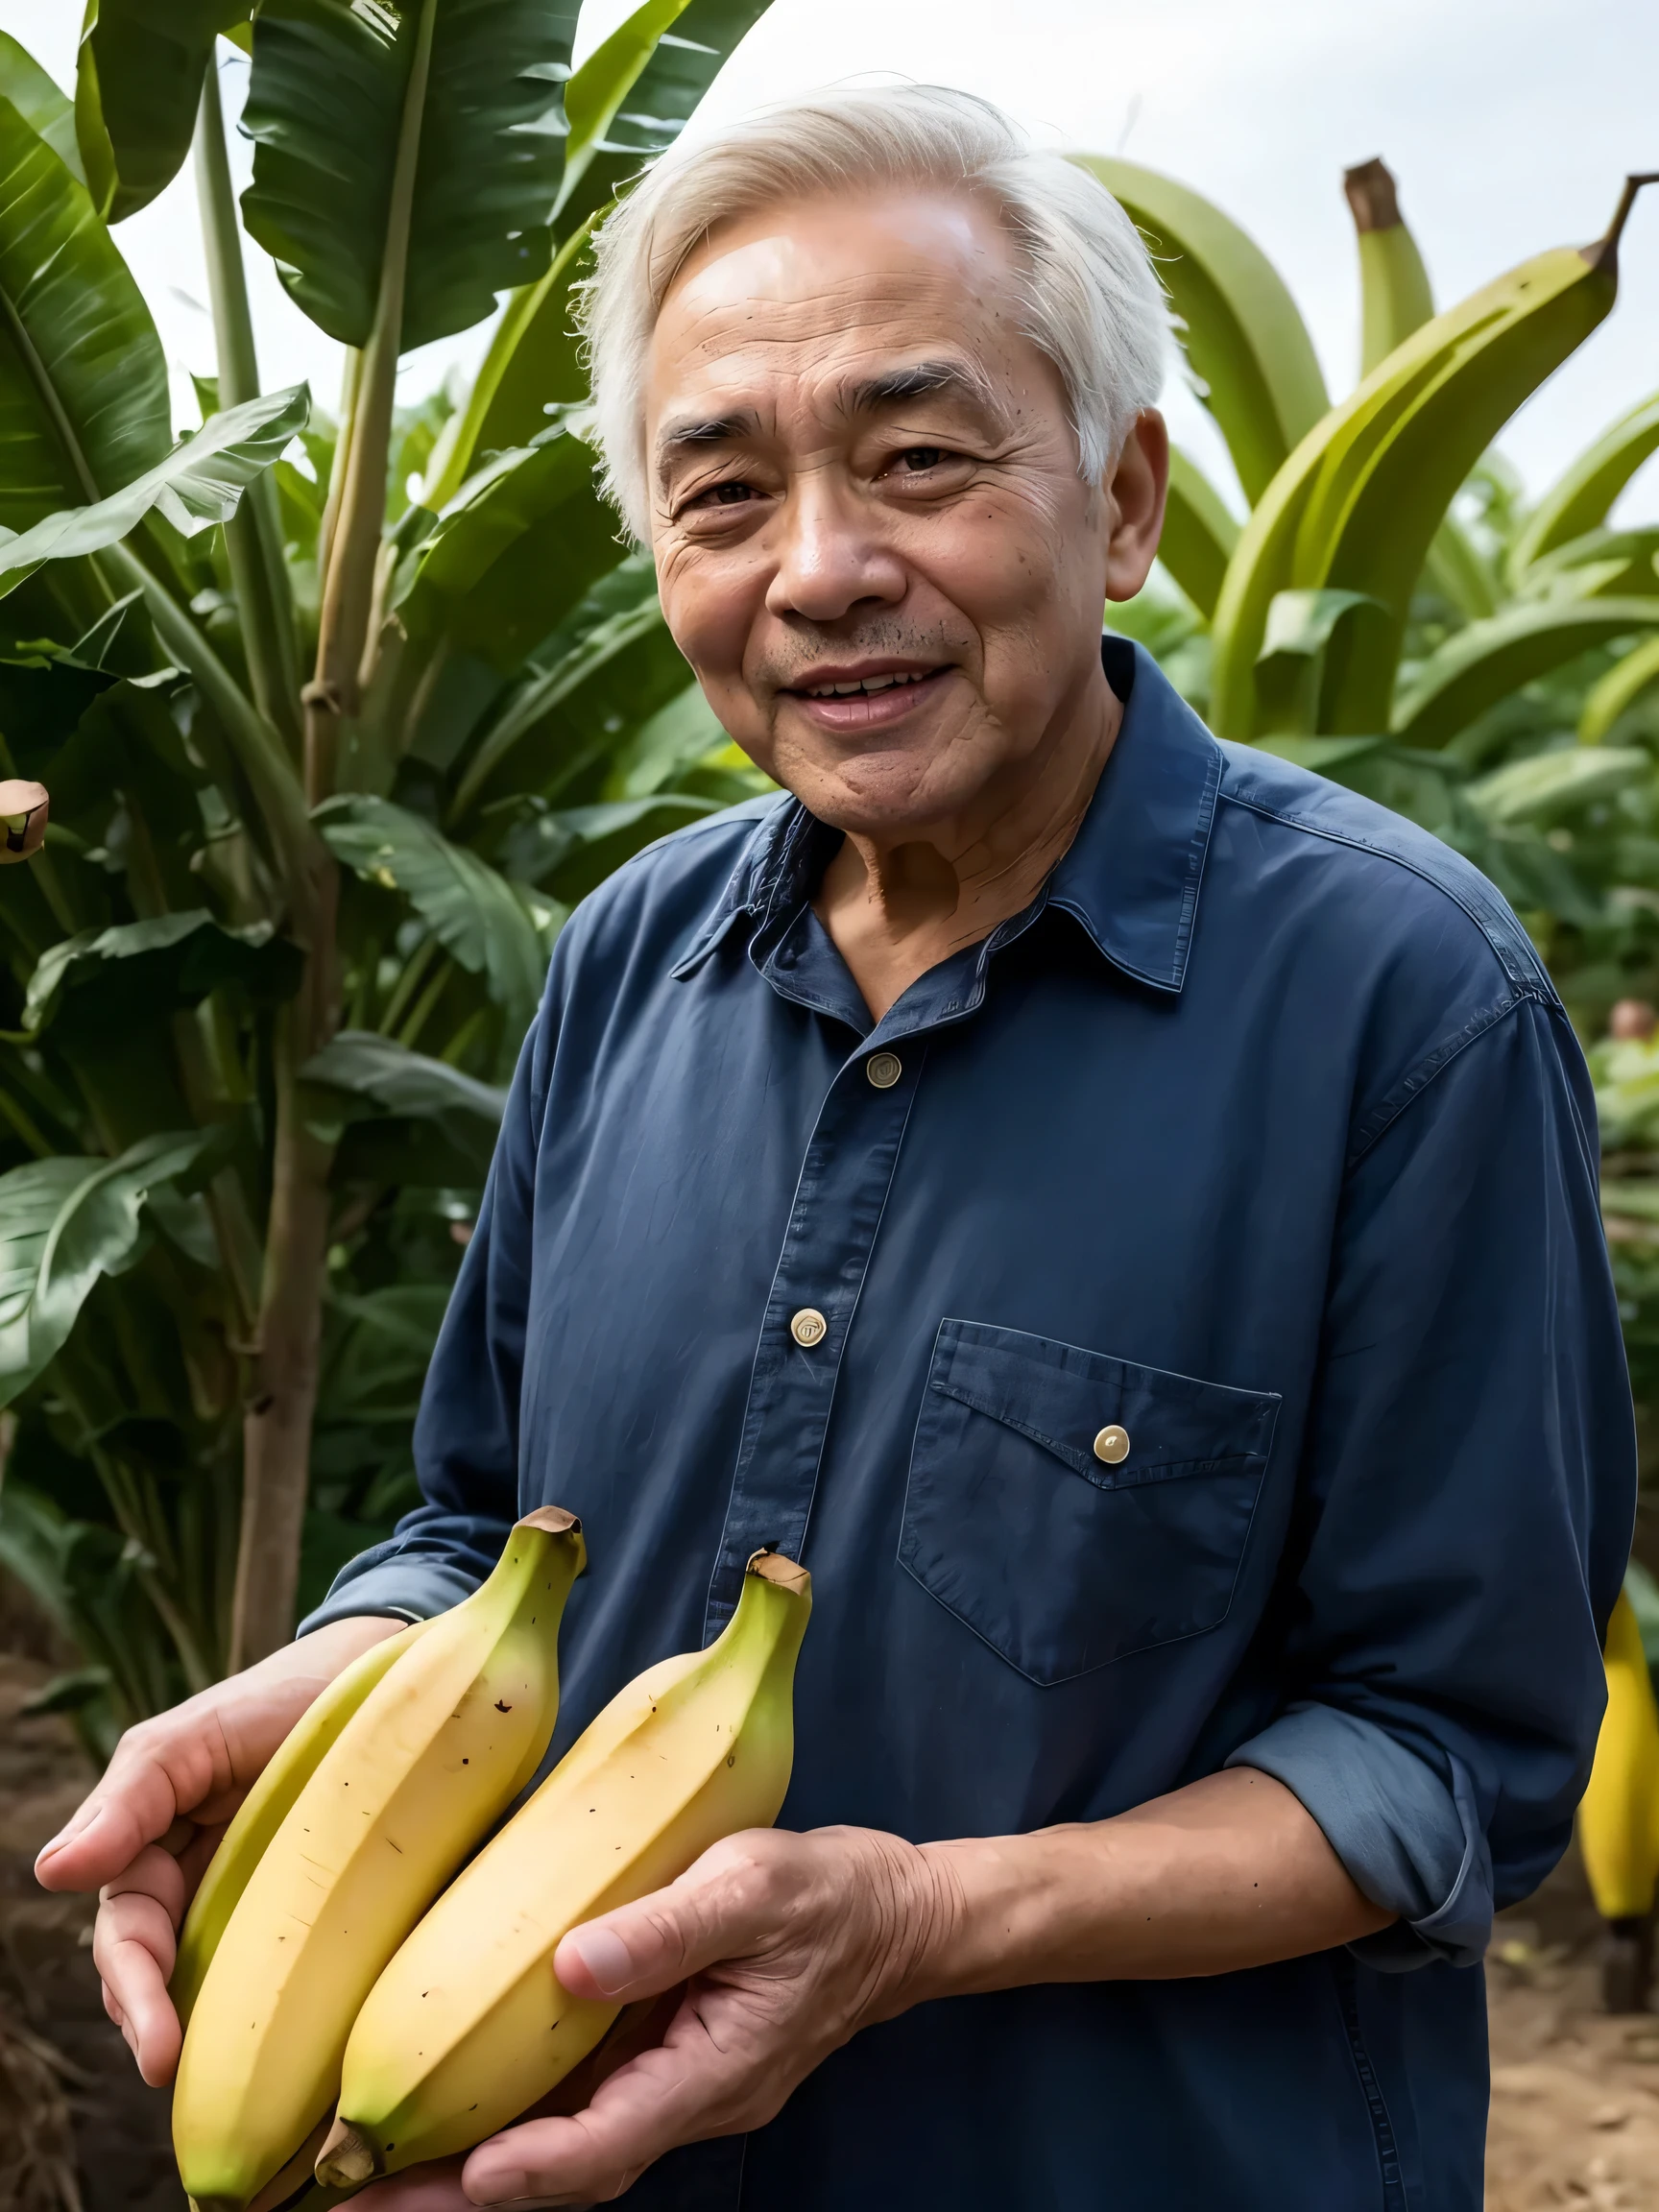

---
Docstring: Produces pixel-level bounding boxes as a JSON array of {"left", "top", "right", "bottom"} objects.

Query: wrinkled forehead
[{"left": 645, "top": 189, "right": 1032, "bottom": 430}]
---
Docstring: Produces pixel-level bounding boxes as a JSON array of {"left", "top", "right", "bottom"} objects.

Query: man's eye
[
  {"left": 897, "top": 447, "right": 946, "bottom": 472},
  {"left": 689, "top": 480, "right": 755, "bottom": 509}
]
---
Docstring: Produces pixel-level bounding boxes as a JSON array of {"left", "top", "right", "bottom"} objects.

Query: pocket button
[{"left": 1093, "top": 1424, "right": 1130, "bottom": 1465}]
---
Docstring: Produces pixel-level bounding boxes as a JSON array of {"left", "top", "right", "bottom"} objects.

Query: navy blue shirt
[{"left": 310, "top": 641, "right": 1632, "bottom": 2211}]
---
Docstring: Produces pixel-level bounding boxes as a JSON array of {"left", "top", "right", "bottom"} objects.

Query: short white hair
[{"left": 575, "top": 84, "right": 1173, "bottom": 539}]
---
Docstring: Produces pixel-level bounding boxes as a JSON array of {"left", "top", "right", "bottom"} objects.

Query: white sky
[{"left": 4, "top": 0, "right": 1657, "bottom": 520}]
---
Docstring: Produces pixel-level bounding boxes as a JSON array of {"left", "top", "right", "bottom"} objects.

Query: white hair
[{"left": 574, "top": 84, "right": 1173, "bottom": 540}]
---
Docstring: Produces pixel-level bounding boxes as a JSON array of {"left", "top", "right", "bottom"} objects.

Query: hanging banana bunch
[{"left": 1578, "top": 1583, "right": 1659, "bottom": 2013}]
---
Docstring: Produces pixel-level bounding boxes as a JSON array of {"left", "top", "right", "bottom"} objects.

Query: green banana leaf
[
  {"left": 22, "top": 911, "right": 303, "bottom": 1043},
  {"left": 0, "top": 94, "right": 170, "bottom": 531},
  {"left": 1392, "top": 597, "right": 1659, "bottom": 749},
  {"left": 0, "top": 30, "right": 85, "bottom": 184},
  {"left": 1515, "top": 527, "right": 1659, "bottom": 605},
  {"left": 1580, "top": 633, "right": 1659, "bottom": 744},
  {"left": 240, "top": 0, "right": 574, "bottom": 353},
  {"left": 1421, "top": 517, "right": 1499, "bottom": 620},
  {"left": 395, "top": 427, "right": 623, "bottom": 679},
  {"left": 1073, "top": 157, "right": 1329, "bottom": 505},
  {"left": 554, "top": 0, "right": 774, "bottom": 237},
  {"left": 0, "top": 387, "right": 308, "bottom": 598},
  {"left": 426, "top": 0, "right": 775, "bottom": 506},
  {"left": 301, "top": 1028, "right": 507, "bottom": 1184},
  {"left": 75, "top": 0, "right": 250, "bottom": 222},
  {"left": 495, "top": 790, "right": 720, "bottom": 899},
  {"left": 562, "top": 0, "right": 691, "bottom": 207},
  {"left": 452, "top": 582, "right": 684, "bottom": 819},
  {"left": 0, "top": 1129, "right": 212, "bottom": 1406},
  {"left": 1158, "top": 447, "right": 1238, "bottom": 620},
  {"left": 1462, "top": 744, "right": 1649, "bottom": 830},
  {"left": 422, "top": 219, "right": 595, "bottom": 512},
  {"left": 612, "top": 677, "right": 728, "bottom": 796},
  {"left": 1510, "top": 388, "right": 1659, "bottom": 575},
  {"left": 315, "top": 794, "right": 556, "bottom": 1036}
]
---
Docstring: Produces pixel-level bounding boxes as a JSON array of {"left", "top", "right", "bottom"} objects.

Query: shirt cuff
[
  {"left": 1224, "top": 1703, "right": 1493, "bottom": 1972},
  {"left": 297, "top": 1536, "right": 486, "bottom": 1636}
]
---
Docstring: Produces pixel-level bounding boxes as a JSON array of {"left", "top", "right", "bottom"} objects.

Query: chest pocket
[{"left": 899, "top": 1319, "right": 1280, "bottom": 1684}]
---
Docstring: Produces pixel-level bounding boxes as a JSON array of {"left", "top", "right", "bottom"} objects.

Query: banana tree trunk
[
  {"left": 230, "top": 860, "right": 340, "bottom": 1669},
  {"left": 229, "top": 1, "right": 440, "bottom": 1667}
]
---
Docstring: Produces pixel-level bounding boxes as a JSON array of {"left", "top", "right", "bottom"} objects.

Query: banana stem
[
  {"left": 316, "top": 2120, "right": 379, "bottom": 2189},
  {"left": 1585, "top": 174, "right": 1659, "bottom": 275},
  {"left": 229, "top": 900, "right": 340, "bottom": 1671},
  {"left": 195, "top": 55, "right": 302, "bottom": 751},
  {"left": 100, "top": 540, "right": 319, "bottom": 913},
  {"left": 303, "top": 0, "right": 437, "bottom": 803}
]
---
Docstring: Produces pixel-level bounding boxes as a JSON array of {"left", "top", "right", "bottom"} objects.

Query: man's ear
[{"left": 1103, "top": 410, "right": 1170, "bottom": 604}]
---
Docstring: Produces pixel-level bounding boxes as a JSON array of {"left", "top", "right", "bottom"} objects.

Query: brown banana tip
[
  {"left": 315, "top": 2118, "right": 379, "bottom": 2189},
  {"left": 517, "top": 1505, "right": 583, "bottom": 1537},
  {"left": 1342, "top": 157, "right": 1402, "bottom": 234},
  {"left": 1583, "top": 173, "right": 1659, "bottom": 274},
  {"left": 745, "top": 1549, "right": 811, "bottom": 1597}
]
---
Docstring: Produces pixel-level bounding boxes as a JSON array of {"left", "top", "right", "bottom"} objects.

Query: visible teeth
[{"left": 805, "top": 671, "right": 929, "bottom": 699}]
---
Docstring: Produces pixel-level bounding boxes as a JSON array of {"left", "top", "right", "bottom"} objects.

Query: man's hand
[
  {"left": 33, "top": 1615, "right": 405, "bottom": 2087},
  {"left": 361, "top": 1771, "right": 1388, "bottom": 2209},
  {"left": 363, "top": 1825, "right": 954, "bottom": 2210}
]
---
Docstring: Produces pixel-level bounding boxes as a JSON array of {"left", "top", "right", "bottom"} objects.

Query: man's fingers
[
  {"left": 553, "top": 1833, "right": 783, "bottom": 2003},
  {"left": 35, "top": 1727, "right": 207, "bottom": 1894},
  {"left": 103, "top": 1840, "right": 188, "bottom": 1924},
  {"left": 91, "top": 1883, "right": 182, "bottom": 2087},
  {"left": 463, "top": 2008, "right": 755, "bottom": 2208},
  {"left": 357, "top": 2156, "right": 472, "bottom": 2212}
]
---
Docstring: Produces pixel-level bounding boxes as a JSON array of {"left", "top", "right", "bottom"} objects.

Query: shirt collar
[{"left": 672, "top": 637, "right": 1222, "bottom": 997}]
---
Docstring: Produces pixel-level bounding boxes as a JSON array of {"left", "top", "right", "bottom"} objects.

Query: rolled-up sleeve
[
  {"left": 299, "top": 992, "right": 553, "bottom": 1634},
  {"left": 1227, "top": 991, "right": 1633, "bottom": 1967}
]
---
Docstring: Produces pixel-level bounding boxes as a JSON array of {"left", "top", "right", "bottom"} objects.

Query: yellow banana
[
  {"left": 316, "top": 1550, "right": 812, "bottom": 2188},
  {"left": 1579, "top": 1586, "right": 1659, "bottom": 1922},
  {"left": 171, "top": 1618, "right": 433, "bottom": 2029},
  {"left": 172, "top": 1506, "right": 587, "bottom": 2212}
]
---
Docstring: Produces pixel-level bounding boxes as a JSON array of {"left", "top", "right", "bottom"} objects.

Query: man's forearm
[{"left": 903, "top": 1768, "right": 1393, "bottom": 2006}]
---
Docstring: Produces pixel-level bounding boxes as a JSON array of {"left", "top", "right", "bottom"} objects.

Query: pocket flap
[{"left": 929, "top": 1318, "right": 1279, "bottom": 1491}]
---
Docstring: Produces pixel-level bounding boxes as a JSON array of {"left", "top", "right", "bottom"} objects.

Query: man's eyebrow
[
  {"left": 838, "top": 358, "right": 1001, "bottom": 417},
  {"left": 657, "top": 408, "right": 757, "bottom": 459}
]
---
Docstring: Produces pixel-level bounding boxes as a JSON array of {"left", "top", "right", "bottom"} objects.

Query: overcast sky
[{"left": 4, "top": 0, "right": 1656, "bottom": 519}]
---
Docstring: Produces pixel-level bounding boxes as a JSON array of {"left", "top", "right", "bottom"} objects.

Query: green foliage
[
  {"left": 241, "top": 0, "right": 575, "bottom": 352},
  {"left": 0, "top": 0, "right": 772, "bottom": 1733},
  {"left": 75, "top": 0, "right": 249, "bottom": 221}
]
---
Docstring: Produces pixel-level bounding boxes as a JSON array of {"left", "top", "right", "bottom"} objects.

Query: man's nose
[{"left": 764, "top": 476, "right": 906, "bottom": 624}]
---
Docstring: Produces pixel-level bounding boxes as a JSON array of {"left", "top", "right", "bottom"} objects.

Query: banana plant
[{"left": 0, "top": 0, "right": 772, "bottom": 1740}]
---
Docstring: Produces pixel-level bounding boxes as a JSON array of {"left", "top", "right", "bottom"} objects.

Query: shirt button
[
  {"left": 866, "top": 1051, "right": 902, "bottom": 1089},
  {"left": 790, "top": 1308, "right": 828, "bottom": 1348},
  {"left": 1094, "top": 1424, "right": 1130, "bottom": 1465}
]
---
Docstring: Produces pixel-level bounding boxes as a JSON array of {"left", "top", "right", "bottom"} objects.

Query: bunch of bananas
[
  {"left": 168, "top": 1520, "right": 811, "bottom": 2210},
  {"left": 1075, "top": 155, "right": 1657, "bottom": 748}
]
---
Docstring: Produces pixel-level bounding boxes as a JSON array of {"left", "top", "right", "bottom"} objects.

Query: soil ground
[{"left": 0, "top": 1634, "right": 1651, "bottom": 2212}]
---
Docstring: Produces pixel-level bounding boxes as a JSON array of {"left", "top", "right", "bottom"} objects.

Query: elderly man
[{"left": 42, "top": 86, "right": 1630, "bottom": 2212}]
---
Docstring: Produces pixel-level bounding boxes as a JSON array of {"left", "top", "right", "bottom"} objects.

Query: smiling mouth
[{"left": 795, "top": 668, "right": 942, "bottom": 700}]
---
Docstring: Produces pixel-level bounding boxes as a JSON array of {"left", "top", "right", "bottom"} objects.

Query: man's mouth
[
  {"left": 799, "top": 669, "right": 938, "bottom": 699},
  {"left": 781, "top": 663, "right": 952, "bottom": 728}
]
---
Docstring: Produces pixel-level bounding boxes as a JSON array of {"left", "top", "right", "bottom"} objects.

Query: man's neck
[{"left": 812, "top": 669, "right": 1123, "bottom": 1024}]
